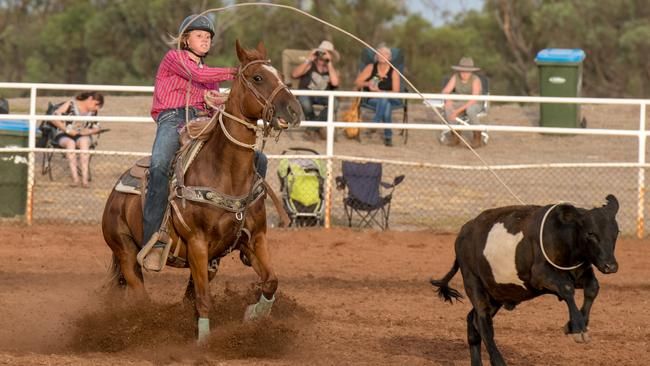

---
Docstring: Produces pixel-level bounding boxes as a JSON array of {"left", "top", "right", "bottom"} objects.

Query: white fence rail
[{"left": 0, "top": 82, "right": 648, "bottom": 237}]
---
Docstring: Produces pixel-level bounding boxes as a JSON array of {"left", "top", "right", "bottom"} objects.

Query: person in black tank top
[{"left": 354, "top": 46, "right": 401, "bottom": 147}]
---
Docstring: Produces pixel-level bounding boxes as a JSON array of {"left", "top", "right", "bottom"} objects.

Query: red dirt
[{"left": 0, "top": 225, "right": 648, "bottom": 365}]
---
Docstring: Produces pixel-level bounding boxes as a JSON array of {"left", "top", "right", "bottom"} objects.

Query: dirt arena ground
[{"left": 0, "top": 225, "right": 648, "bottom": 365}]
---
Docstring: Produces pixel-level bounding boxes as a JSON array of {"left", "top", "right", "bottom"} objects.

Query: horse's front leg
[
  {"left": 242, "top": 233, "right": 277, "bottom": 321},
  {"left": 186, "top": 238, "right": 211, "bottom": 342}
]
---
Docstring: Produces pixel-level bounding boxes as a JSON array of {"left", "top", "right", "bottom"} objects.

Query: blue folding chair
[{"left": 335, "top": 161, "right": 405, "bottom": 230}]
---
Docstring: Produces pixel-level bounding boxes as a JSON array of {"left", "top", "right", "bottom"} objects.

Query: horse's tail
[
  {"left": 430, "top": 259, "right": 463, "bottom": 303},
  {"left": 106, "top": 253, "right": 123, "bottom": 289}
]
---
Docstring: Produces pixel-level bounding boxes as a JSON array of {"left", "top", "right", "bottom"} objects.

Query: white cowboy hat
[
  {"left": 451, "top": 57, "right": 480, "bottom": 72},
  {"left": 314, "top": 40, "right": 340, "bottom": 62}
]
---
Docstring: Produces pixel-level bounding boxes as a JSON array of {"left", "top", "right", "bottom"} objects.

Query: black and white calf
[{"left": 431, "top": 195, "right": 620, "bottom": 366}]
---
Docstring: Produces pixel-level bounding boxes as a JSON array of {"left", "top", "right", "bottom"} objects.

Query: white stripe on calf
[{"left": 483, "top": 223, "right": 526, "bottom": 288}]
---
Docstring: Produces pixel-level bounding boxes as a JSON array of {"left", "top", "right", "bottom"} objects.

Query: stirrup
[{"left": 136, "top": 232, "right": 172, "bottom": 271}]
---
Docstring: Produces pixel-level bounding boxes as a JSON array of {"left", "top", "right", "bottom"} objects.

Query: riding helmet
[{"left": 178, "top": 14, "right": 215, "bottom": 37}]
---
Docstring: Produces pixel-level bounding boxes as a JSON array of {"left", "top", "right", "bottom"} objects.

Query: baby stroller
[{"left": 276, "top": 147, "right": 326, "bottom": 227}]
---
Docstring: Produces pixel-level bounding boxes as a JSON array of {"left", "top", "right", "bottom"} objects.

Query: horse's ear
[
  {"left": 256, "top": 41, "right": 267, "bottom": 59},
  {"left": 235, "top": 39, "right": 248, "bottom": 63}
]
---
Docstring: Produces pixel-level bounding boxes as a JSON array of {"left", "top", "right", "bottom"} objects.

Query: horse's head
[{"left": 233, "top": 40, "right": 302, "bottom": 130}]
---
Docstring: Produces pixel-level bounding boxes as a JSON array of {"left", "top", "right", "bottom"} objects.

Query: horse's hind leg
[
  {"left": 242, "top": 234, "right": 277, "bottom": 321},
  {"left": 114, "top": 233, "right": 148, "bottom": 302}
]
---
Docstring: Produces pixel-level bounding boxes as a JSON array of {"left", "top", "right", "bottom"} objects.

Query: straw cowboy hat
[
  {"left": 451, "top": 57, "right": 480, "bottom": 72},
  {"left": 314, "top": 40, "right": 340, "bottom": 62}
]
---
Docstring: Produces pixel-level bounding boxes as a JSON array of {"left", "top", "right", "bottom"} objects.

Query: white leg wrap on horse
[
  {"left": 244, "top": 294, "right": 275, "bottom": 321},
  {"left": 197, "top": 317, "right": 210, "bottom": 343}
]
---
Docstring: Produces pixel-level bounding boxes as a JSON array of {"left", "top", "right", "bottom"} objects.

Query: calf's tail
[{"left": 430, "top": 259, "right": 463, "bottom": 303}]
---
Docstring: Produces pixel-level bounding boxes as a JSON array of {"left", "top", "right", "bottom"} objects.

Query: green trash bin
[
  {"left": 535, "top": 48, "right": 586, "bottom": 128},
  {"left": 0, "top": 120, "right": 29, "bottom": 218}
]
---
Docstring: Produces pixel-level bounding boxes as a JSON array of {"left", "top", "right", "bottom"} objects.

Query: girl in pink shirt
[{"left": 142, "top": 14, "right": 237, "bottom": 270}]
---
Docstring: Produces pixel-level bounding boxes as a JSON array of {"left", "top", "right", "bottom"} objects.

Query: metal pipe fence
[{"left": 0, "top": 82, "right": 648, "bottom": 236}]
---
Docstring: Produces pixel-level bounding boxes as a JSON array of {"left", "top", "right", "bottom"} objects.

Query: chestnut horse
[{"left": 101, "top": 41, "right": 301, "bottom": 341}]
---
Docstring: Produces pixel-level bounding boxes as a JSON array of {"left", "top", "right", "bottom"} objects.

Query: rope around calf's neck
[{"left": 539, "top": 203, "right": 584, "bottom": 271}]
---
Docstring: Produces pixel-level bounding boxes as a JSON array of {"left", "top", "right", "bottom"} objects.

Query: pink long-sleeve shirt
[{"left": 150, "top": 50, "right": 236, "bottom": 120}]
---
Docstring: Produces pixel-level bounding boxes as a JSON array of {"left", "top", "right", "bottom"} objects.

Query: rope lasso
[
  {"left": 538, "top": 202, "right": 584, "bottom": 271},
  {"left": 192, "top": 3, "right": 525, "bottom": 205}
]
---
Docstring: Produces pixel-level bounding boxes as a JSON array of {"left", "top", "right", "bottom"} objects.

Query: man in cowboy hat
[
  {"left": 291, "top": 40, "right": 341, "bottom": 140},
  {"left": 440, "top": 56, "right": 484, "bottom": 148}
]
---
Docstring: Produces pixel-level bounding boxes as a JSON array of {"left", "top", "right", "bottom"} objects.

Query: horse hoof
[
  {"left": 243, "top": 294, "right": 275, "bottom": 321},
  {"left": 570, "top": 332, "right": 590, "bottom": 343}
]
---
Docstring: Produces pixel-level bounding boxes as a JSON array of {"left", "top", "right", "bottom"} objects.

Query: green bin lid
[
  {"left": 0, "top": 120, "right": 29, "bottom": 132},
  {"left": 535, "top": 49, "right": 585, "bottom": 63}
]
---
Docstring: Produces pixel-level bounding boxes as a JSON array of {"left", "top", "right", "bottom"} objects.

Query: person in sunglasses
[{"left": 291, "top": 40, "right": 340, "bottom": 141}]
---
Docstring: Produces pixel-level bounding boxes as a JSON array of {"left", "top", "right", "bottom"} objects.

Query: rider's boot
[{"left": 143, "top": 243, "right": 166, "bottom": 272}]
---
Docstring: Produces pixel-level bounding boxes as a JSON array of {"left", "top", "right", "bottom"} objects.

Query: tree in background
[{"left": 1, "top": 0, "right": 649, "bottom": 97}]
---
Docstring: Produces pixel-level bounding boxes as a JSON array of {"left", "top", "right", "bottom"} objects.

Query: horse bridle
[{"left": 236, "top": 59, "right": 290, "bottom": 127}]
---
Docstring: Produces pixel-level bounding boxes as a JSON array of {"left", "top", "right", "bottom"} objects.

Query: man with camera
[{"left": 291, "top": 40, "right": 340, "bottom": 141}]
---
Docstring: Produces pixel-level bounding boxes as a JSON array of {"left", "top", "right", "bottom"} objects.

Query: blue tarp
[{"left": 0, "top": 120, "right": 29, "bottom": 133}]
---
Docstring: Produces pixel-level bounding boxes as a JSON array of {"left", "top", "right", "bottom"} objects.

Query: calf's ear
[
  {"left": 557, "top": 204, "right": 581, "bottom": 225},
  {"left": 604, "top": 194, "right": 619, "bottom": 216}
]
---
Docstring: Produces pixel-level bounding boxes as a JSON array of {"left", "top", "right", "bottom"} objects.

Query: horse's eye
[{"left": 253, "top": 75, "right": 263, "bottom": 82}]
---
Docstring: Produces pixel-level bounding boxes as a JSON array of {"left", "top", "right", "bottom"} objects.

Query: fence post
[
  {"left": 637, "top": 103, "right": 646, "bottom": 239},
  {"left": 324, "top": 94, "right": 336, "bottom": 229},
  {"left": 26, "top": 87, "right": 37, "bottom": 225}
]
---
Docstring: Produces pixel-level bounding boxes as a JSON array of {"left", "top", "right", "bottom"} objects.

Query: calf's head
[{"left": 561, "top": 195, "right": 619, "bottom": 274}]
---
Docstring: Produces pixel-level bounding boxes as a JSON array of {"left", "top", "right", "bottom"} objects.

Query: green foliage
[{"left": 1, "top": 0, "right": 649, "bottom": 97}]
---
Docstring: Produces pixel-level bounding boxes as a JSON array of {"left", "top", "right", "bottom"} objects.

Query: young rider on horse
[{"left": 142, "top": 14, "right": 267, "bottom": 271}]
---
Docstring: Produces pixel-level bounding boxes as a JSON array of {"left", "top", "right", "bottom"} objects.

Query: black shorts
[{"left": 53, "top": 133, "right": 89, "bottom": 146}]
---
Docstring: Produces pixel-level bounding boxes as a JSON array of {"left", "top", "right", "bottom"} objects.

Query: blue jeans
[
  {"left": 142, "top": 108, "right": 268, "bottom": 246},
  {"left": 364, "top": 98, "right": 401, "bottom": 139},
  {"left": 143, "top": 108, "right": 196, "bottom": 246}
]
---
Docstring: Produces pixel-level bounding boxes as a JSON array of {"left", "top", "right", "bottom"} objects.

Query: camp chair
[
  {"left": 277, "top": 147, "right": 326, "bottom": 227},
  {"left": 335, "top": 161, "right": 405, "bottom": 230},
  {"left": 357, "top": 47, "right": 409, "bottom": 144},
  {"left": 39, "top": 102, "right": 104, "bottom": 181},
  {"left": 436, "top": 74, "right": 490, "bottom": 145},
  {"left": 0, "top": 98, "right": 9, "bottom": 114}
]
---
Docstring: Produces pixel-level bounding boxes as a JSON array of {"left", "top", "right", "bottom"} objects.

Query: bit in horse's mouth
[{"left": 276, "top": 117, "right": 289, "bottom": 129}]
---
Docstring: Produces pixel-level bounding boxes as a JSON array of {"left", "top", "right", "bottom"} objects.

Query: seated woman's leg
[
  {"left": 376, "top": 98, "right": 394, "bottom": 143},
  {"left": 76, "top": 136, "right": 92, "bottom": 187},
  {"left": 298, "top": 96, "right": 315, "bottom": 120},
  {"left": 57, "top": 136, "right": 79, "bottom": 185}
]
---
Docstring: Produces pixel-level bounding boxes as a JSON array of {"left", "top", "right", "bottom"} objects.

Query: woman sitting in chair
[
  {"left": 49, "top": 91, "right": 104, "bottom": 188},
  {"left": 354, "top": 46, "right": 400, "bottom": 147}
]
